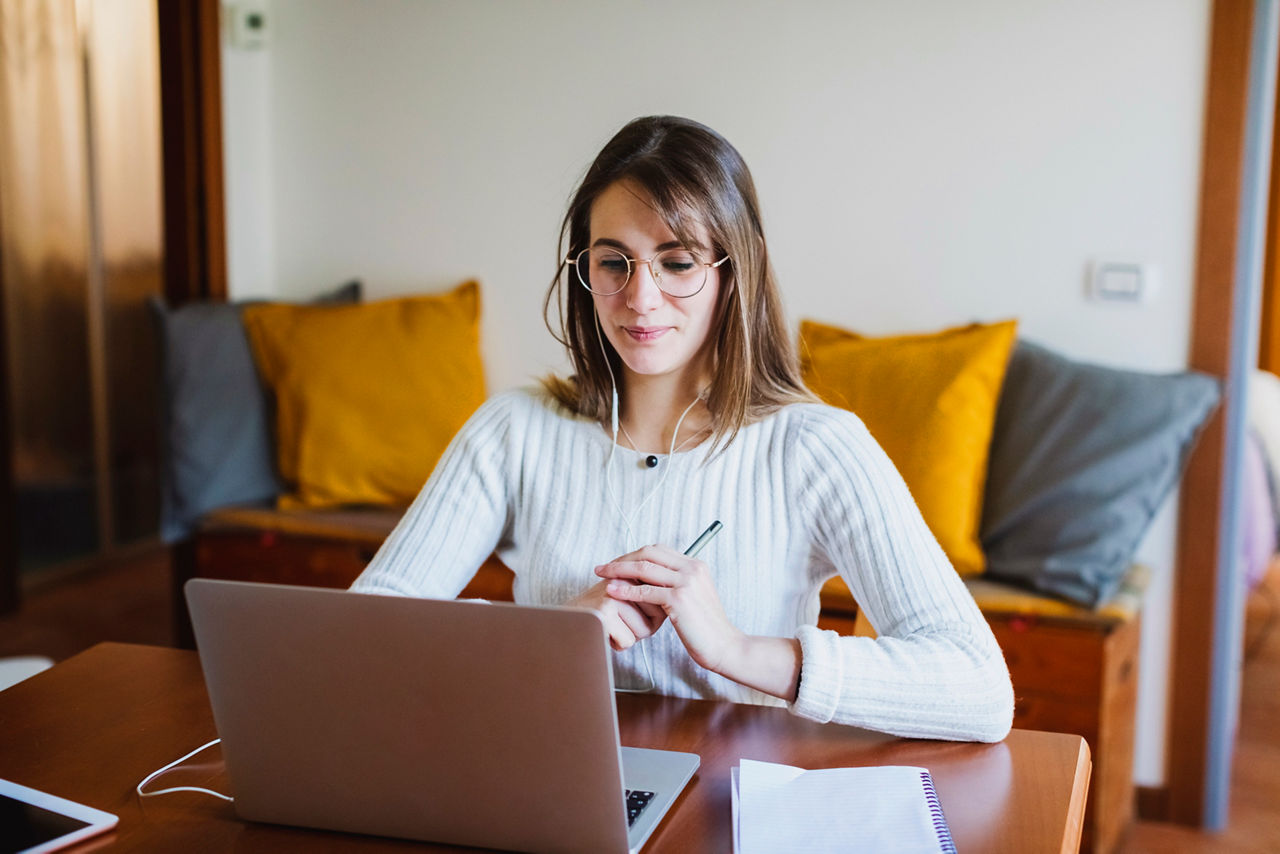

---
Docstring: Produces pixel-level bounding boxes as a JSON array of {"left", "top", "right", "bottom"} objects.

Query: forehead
[{"left": 588, "top": 180, "right": 712, "bottom": 249}]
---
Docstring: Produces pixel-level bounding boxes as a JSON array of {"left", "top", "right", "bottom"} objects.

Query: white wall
[
  {"left": 221, "top": 0, "right": 1212, "bottom": 785},
  {"left": 221, "top": 2, "right": 274, "bottom": 300}
]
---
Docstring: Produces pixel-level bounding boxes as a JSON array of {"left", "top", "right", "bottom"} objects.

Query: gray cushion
[
  {"left": 980, "top": 340, "right": 1220, "bottom": 608},
  {"left": 150, "top": 282, "right": 361, "bottom": 542}
]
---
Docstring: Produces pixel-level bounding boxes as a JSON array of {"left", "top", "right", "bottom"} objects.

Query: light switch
[
  {"left": 228, "top": 2, "right": 269, "bottom": 50},
  {"left": 1088, "top": 260, "right": 1157, "bottom": 303}
]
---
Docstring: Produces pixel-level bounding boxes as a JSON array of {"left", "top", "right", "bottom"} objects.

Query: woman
[{"left": 352, "top": 116, "right": 1013, "bottom": 742}]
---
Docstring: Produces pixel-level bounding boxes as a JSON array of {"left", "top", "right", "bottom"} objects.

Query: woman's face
[{"left": 587, "top": 180, "right": 722, "bottom": 389}]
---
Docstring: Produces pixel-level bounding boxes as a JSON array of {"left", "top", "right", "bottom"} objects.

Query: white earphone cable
[
  {"left": 136, "top": 738, "right": 234, "bottom": 802},
  {"left": 594, "top": 311, "right": 708, "bottom": 694}
]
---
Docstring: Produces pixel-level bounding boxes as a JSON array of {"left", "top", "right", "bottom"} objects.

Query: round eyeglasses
[{"left": 565, "top": 246, "right": 730, "bottom": 299}]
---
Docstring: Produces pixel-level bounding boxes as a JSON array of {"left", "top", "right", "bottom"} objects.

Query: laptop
[{"left": 184, "top": 579, "right": 700, "bottom": 853}]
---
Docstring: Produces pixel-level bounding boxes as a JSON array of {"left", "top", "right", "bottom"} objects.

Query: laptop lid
[{"left": 185, "top": 579, "right": 695, "bottom": 853}]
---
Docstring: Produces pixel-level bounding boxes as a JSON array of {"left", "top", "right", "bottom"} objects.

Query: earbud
[{"left": 645, "top": 455, "right": 659, "bottom": 469}]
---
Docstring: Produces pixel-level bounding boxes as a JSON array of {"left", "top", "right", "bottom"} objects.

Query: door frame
[
  {"left": 157, "top": 0, "right": 227, "bottom": 305},
  {"left": 0, "top": 188, "right": 15, "bottom": 615},
  {"left": 1161, "top": 0, "right": 1278, "bottom": 828}
]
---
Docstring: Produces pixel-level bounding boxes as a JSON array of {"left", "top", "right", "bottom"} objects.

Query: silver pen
[{"left": 683, "top": 521, "right": 723, "bottom": 558}]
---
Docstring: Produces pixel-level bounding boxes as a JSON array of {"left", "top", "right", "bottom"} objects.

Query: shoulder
[
  {"left": 759, "top": 402, "right": 903, "bottom": 497},
  {"left": 450, "top": 388, "right": 542, "bottom": 447},
  {"left": 463, "top": 386, "right": 595, "bottom": 443},
  {"left": 762, "top": 401, "right": 878, "bottom": 455},
  {"left": 470, "top": 386, "right": 563, "bottom": 423}
]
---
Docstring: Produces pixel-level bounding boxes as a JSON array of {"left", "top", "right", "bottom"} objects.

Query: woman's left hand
[{"left": 596, "top": 544, "right": 744, "bottom": 674}]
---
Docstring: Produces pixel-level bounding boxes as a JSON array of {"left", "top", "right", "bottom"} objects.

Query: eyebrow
[{"left": 591, "top": 237, "right": 705, "bottom": 253}]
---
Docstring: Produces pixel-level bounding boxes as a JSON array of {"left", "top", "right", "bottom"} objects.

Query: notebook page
[
  {"left": 730, "top": 766, "right": 740, "bottom": 854},
  {"left": 735, "top": 759, "right": 954, "bottom": 854}
]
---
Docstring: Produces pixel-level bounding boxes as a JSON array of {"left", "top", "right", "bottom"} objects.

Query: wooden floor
[
  {"left": 1, "top": 546, "right": 1278, "bottom": 852},
  {"left": 0, "top": 546, "right": 175, "bottom": 662},
  {"left": 1121, "top": 563, "right": 1280, "bottom": 854}
]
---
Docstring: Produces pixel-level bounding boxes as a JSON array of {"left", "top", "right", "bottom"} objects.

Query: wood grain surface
[{"left": 0, "top": 643, "right": 1089, "bottom": 853}]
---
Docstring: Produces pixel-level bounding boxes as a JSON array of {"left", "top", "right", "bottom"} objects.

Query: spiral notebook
[{"left": 731, "top": 759, "right": 956, "bottom": 854}]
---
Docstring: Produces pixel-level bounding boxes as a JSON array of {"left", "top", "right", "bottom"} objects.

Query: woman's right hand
[{"left": 567, "top": 580, "right": 667, "bottom": 651}]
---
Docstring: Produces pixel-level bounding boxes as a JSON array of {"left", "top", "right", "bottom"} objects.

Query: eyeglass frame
[{"left": 563, "top": 246, "right": 731, "bottom": 299}]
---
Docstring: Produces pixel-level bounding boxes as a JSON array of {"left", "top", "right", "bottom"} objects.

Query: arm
[
  {"left": 350, "top": 394, "right": 516, "bottom": 598},
  {"left": 715, "top": 634, "right": 802, "bottom": 701},
  {"left": 600, "top": 407, "right": 1013, "bottom": 741},
  {"left": 787, "top": 408, "right": 1014, "bottom": 742}
]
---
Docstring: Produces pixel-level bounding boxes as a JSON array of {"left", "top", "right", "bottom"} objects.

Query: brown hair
[{"left": 542, "top": 115, "right": 814, "bottom": 451}]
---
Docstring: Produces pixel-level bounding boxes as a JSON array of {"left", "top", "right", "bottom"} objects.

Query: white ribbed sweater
[{"left": 351, "top": 388, "right": 1014, "bottom": 742}]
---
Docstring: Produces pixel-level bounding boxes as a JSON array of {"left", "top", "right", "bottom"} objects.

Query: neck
[{"left": 616, "top": 369, "right": 711, "bottom": 454}]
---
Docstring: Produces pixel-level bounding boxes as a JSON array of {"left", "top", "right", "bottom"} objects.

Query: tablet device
[{"left": 0, "top": 778, "right": 118, "bottom": 854}]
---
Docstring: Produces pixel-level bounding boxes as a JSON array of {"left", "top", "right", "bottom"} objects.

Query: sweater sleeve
[
  {"left": 787, "top": 407, "right": 1014, "bottom": 742},
  {"left": 349, "top": 393, "right": 517, "bottom": 598}
]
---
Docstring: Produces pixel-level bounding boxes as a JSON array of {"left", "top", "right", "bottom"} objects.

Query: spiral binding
[{"left": 918, "top": 770, "right": 957, "bottom": 854}]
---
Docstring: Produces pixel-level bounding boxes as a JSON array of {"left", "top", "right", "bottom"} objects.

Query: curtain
[{"left": 0, "top": 0, "right": 161, "bottom": 567}]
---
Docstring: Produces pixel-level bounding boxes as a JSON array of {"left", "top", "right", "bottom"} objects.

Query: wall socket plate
[
  {"left": 1088, "top": 259, "right": 1158, "bottom": 303},
  {"left": 228, "top": 1, "right": 269, "bottom": 50}
]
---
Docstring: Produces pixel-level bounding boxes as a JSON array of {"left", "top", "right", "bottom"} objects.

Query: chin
[{"left": 619, "top": 354, "right": 683, "bottom": 377}]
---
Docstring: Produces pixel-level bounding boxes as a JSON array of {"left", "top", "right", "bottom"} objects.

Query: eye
[
  {"left": 591, "top": 249, "right": 630, "bottom": 274},
  {"left": 658, "top": 251, "right": 698, "bottom": 275}
]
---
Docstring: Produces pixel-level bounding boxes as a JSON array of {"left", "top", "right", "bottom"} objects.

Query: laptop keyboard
[{"left": 625, "top": 789, "right": 655, "bottom": 826}]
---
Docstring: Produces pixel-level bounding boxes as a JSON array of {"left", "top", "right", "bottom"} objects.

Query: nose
[{"left": 625, "top": 260, "right": 665, "bottom": 313}]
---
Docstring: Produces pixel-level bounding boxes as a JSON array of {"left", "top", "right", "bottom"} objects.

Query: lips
[{"left": 624, "top": 326, "right": 672, "bottom": 342}]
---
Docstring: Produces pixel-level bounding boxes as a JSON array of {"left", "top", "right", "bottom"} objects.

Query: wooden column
[
  {"left": 1164, "top": 0, "right": 1257, "bottom": 826},
  {"left": 156, "top": 0, "right": 227, "bottom": 305},
  {"left": 1260, "top": 42, "right": 1280, "bottom": 373},
  {"left": 0, "top": 203, "right": 16, "bottom": 615},
  {"left": 155, "top": 0, "right": 227, "bottom": 634}
]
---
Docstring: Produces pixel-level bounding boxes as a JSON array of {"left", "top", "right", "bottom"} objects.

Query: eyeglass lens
[{"left": 575, "top": 247, "right": 707, "bottom": 298}]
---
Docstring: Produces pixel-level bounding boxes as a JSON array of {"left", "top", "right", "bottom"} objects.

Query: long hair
[{"left": 542, "top": 116, "right": 814, "bottom": 450}]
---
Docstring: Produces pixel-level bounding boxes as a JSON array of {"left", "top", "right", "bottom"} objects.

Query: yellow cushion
[
  {"left": 963, "top": 564, "right": 1149, "bottom": 625},
  {"left": 243, "top": 281, "right": 486, "bottom": 509},
  {"left": 800, "top": 318, "right": 1017, "bottom": 577}
]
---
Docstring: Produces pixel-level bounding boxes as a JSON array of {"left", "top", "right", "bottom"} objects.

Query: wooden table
[{"left": 0, "top": 643, "right": 1090, "bottom": 852}]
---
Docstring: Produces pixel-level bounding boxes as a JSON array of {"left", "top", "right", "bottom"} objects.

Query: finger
[
  {"left": 596, "top": 560, "right": 681, "bottom": 587},
  {"left": 601, "top": 610, "right": 638, "bottom": 651},
  {"left": 636, "top": 600, "right": 668, "bottom": 623},
  {"left": 612, "top": 543, "right": 687, "bottom": 565},
  {"left": 633, "top": 543, "right": 690, "bottom": 565},
  {"left": 606, "top": 580, "right": 670, "bottom": 608},
  {"left": 614, "top": 600, "right": 659, "bottom": 639},
  {"left": 621, "top": 597, "right": 666, "bottom": 631},
  {"left": 619, "top": 592, "right": 669, "bottom": 628},
  {"left": 635, "top": 544, "right": 710, "bottom": 577}
]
